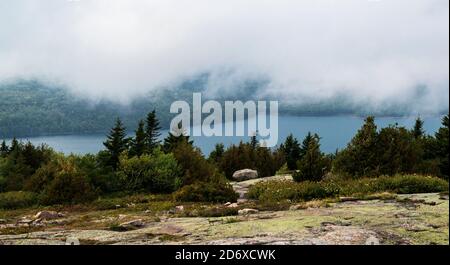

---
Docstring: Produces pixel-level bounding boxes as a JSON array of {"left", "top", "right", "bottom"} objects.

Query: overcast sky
[{"left": 0, "top": 0, "right": 448, "bottom": 113}]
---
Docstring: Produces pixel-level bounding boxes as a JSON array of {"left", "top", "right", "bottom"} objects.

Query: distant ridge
[{"left": 1, "top": 78, "right": 447, "bottom": 138}]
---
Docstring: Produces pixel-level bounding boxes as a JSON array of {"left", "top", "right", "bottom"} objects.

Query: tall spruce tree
[
  {"left": 163, "top": 121, "right": 193, "bottom": 153},
  {"left": 281, "top": 134, "right": 301, "bottom": 170},
  {"left": 333, "top": 116, "right": 379, "bottom": 177},
  {"left": 0, "top": 140, "right": 9, "bottom": 156},
  {"left": 300, "top": 132, "right": 314, "bottom": 158},
  {"left": 413, "top": 117, "right": 425, "bottom": 139},
  {"left": 103, "top": 118, "right": 129, "bottom": 169},
  {"left": 209, "top": 143, "right": 225, "bottom": 164},
  {"left": 145, "top": 110, "right": 162, "bottom": 153},
  {"left": 130, "top": 120, "right": 146, "bottom": 157},
  {"left": 434, "top": 114, "right": 449, "bottom": 179},
  {"left": 250, "top": 133, "right": 258, "bottom": 150},
  {"left": 294, "top": 133, "right": 327, "bottom": 182},
  {"left": 9, "top": 137, "right": 19, "bottom": 154}
]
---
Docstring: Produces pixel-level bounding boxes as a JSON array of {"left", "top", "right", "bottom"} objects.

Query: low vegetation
[
  {"left": 173, "top": 181, "right": 238, "bottom": 203},
  {"left": 0, "top": 191, "right": 37, "bottom": 209},
  {"left": 247, "top": 175, "right": 449, "bottom": 202}
]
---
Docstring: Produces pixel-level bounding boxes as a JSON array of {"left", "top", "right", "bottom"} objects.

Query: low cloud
[{"left": 0, "top": 0, "right": 448, "bottom": 113}]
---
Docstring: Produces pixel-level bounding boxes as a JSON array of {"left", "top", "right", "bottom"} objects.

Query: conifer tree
[
  {"left": 434, "top": 114, "right": 449, "bottom": 179},
  {"left": 9, "top": 137, "right": 19, "bottom": 153},
  {"left": 250, "top": 133, "right": 258, "bottom": 150},
  {"left": 103, "top": 118, "right": 129, "bottom": 169},
  {"left": 300, "top": 132, "right": 314, "bottom": 158},
  {"left": 130, "top": 120, "right": 146, "bottom": 157},
  {"left": 333, "top": 116, "right": 379, "bottom": 177},
  {"left": 294, "top": 133, "right": 327, "bottom": 182},
  {"left": 0, "top": 140, "right": 9, "bottom": 156},
  {"left": 280, "top": 134, "right": 301, "bottom": 170},
  {"left": 145, "top": 110, "right": 162, "bottom": 153},
  {"left": 209, "top": 143, "right": 225, "bottom": 164},
  {"left": 413, "top": 117, "right": 425, "bottom": 139},
  {"left": 163, "top": 121, "right": 192, "bottom": 153}
]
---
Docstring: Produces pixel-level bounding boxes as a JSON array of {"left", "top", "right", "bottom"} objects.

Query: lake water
[{"left": 9, "top": 115, "right": 444, "bottom": 156}]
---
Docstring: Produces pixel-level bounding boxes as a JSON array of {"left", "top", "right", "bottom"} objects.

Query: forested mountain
[
  {"left": 0, "top": 78, "right": 448, "bottom": 138},
  {"left": 0, "top": 80, "right": 164, "bottom": 137}
]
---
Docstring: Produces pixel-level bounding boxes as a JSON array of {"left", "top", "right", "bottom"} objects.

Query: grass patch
[
  {"left": 173, "top": 182, "right": 238, "bottom": 203},
  {"left": 247, "top": 174, "right": 448, "bottom": 203},
  {"left": 0, "top": 225, "right": 43, "bottom": 235},
  {"left": 178, "top": 204, "right": 239, "bottom": 217},
  {"left": 0, "top": 191, "right": 38, "bottom": 210}
]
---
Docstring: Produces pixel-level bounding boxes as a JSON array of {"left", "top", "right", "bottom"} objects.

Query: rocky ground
[{"left": 0, "top": 176, "right": 448, "bottom": 245}]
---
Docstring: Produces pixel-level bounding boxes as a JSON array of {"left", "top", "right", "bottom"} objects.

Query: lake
[{"left": 9, "top": 115, "right": 444, "bottom": 156}]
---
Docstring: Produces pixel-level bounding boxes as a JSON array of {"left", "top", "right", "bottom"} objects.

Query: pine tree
[
  {"left": 413, "top": 117, "right": 425, "bottom": 139},
  {"left": 333, "top": 116, "right": 379, "bottom": 177},
  {"left": 163, "top": 121, "right": 192, "bottom": 153},
  {"left": 294, "top": 133, "right": 327, "bottom": 182},
  {"left": 209, "top": 143, "right": 225, "bottom": 164},
  {"left": 300, "top": 132, "right": 314, "bottom": 158},
  {"left": 434, "top": 114, "right": 449, "bottom": 179},
  {"left": 9, "top": 137, "right": 19, "bottom": 153},
  {"left": 130, "top": 120, "right": 146, "bottom": 157},
  {"left": 103, "top": 118, "right": 129, "bottom": 169},
  {"left": 281, "top": 134, "right": 301, "bottom": 170},
  {"left": 250, "top": 133, "right": 258, "bottom": 150},
  {"left": 145, "top": 110, "right": 162, "bottom": 153},
  {"left": 0, "top": 140, "right": 9, "bottom": 156}
]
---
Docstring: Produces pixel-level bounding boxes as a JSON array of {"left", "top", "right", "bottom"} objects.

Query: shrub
[
  {"left": 247, "top": 180, "right": 339, "bottom": 202},
  {"left": 118, "top": 149, "right": 181, "bottom": 193},
  {"left": 247, "top": 175, "right": 448, "bottom": 202},
  {"left": 40, "top": 171, "right": 96, "bottom": 205},
  {"left": 173, "top": 181, "right": 238, "bottom": 203},
  {"left": 171, "top": 141, "right": 222, "bottom": 185},
  {"left": 374, "top": 175, "right": 448, "bottom": 194},
  {"left": 0, "top": 191, "right": 38, "bottom": 209}
]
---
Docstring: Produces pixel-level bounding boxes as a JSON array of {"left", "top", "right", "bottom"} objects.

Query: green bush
[
  {"left": 247, "top": 175, "right": 448, "bottom": 202},
  {"left": 173, "top": 181, "right": 238, "bottom": 203},
  {"left": 118, "top": 149, "right": 181, "bottom": 193},
  {"left": 40, "top": 171, "right": 96, "bottom": 205},
  {"left": 172, "top": 141, "right": 221, "bottom": 185},
  {"left": 375, "top": 175, "right": 448, "bottom": 194},
  {"left": 0, "top": 191, "right": 38, "bottom": 209},
  {"left": 247, "top": 180, "right": 339, "bottom": 202}
]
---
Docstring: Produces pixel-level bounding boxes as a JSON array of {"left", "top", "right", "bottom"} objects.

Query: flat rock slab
[{"left": 0, "top": 192, "right": 447, "bottom": 245}]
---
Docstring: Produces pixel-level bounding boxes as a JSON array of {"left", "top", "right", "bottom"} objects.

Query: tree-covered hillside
[
  {"left": 0, "top": 80, "right": 173, "bottom": 138},
  {"left": 1, "top": 78, "right": 448, "bottom": 138}
]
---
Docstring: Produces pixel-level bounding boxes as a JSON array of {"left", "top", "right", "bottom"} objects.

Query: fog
[{"left": 0, "top": 0, "right": 448, "bottom": 113}]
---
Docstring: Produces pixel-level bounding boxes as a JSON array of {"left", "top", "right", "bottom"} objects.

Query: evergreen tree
[
  {"left": 280, "top": 134, "right": 301, "bottom": 170},
  {"left": 413, "top": 117, "right": 425, "bottom": 139},
  {"left": 145, "top": 110, "right": 162, "bottom": 153},
  {"left": 333, "top": 116, "right": 379, "bottom": 177},
  {"left": 130, "top": 120, "right": 146, "bottom": 157},
  {"left": 0, "top": 140, "right": 9, "bottom": 156},
  {"left": 377, "top": 125, "right": 418, "bottom": 175},
  {"left": 209, "top": 143, "right": 225, "bottom": 164},
  {"left": 103, "top": 118, "right": 129, "bottom": 169},
  {"left": 163, "top": 121, "right": 192, "bottom": 153},
  {"left": 434, "top": 114, "right": 449, "bottom": 179},
  {"left": 9, "top": 137, "right": 20, "bottom": 154},
  {"left": 293, "top": 134, "right": 327, "bottom": 182},
  {"left": 250, "top": 133, "right": 258, "bottom": 150},
  {"left": 300, "top": 132, "right": 314, "bottom": 158}
]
